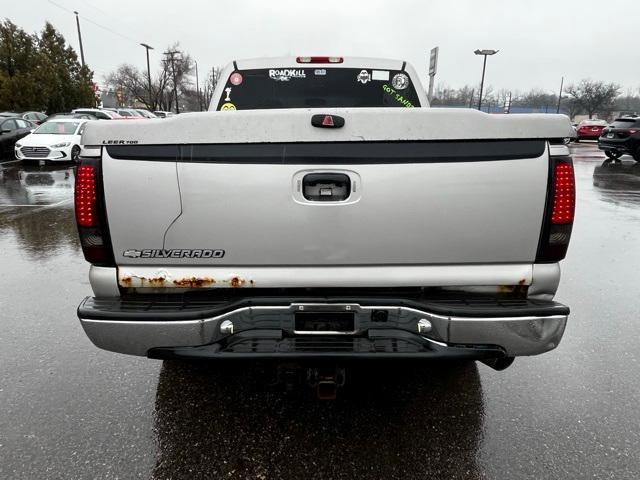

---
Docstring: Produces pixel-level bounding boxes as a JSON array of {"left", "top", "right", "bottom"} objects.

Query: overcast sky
[{"left": 4, "top": 0, "right": 639, "bottom": 95}]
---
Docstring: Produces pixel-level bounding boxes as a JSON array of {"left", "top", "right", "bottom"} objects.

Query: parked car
[
  {"left": 598, "top": 117, "right": 640, "bottom": 161},
  {"left": 47, "top": 112, "right": 99, "bottom": 121},
  {"left": 21, "top": 111, "right": 48, "bottom": 125},
  {"left": 76, "top": 56, "right": 575, "bottom": 388},
  {"left": 0, "top": 111, "right": 48, "bottom": 125},
  {"left": 115, "top": 108, "right": 146, "bottom": 119},
  {"left": 134, "top": 109, "right": 158, "bottom": 119},
  {"left": 575, "top": 119, "right": 608, "bottom": 142},
  {"left": 15, "top": 118, "right": 87, "bottom": 163},
  {"left": 0, "top": 117, "right": 35, "bottom": 158},
  {"left": 153, "top": 110, "right": 176, "bottom": 118},
  {"left": 72, "top": 108, "right": 123, "bottom": 120}
]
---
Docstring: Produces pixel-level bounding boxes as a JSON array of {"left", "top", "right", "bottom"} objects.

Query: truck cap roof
[
  {"left": 82, "top": 108, "right": 575, "bottom": 146},
  {"left": 234, "top": 56, "right": 405, "bottom": 71}
]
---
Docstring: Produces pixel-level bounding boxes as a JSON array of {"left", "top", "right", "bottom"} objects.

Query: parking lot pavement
[{"left": 1, "top": 145, "right": 639, "bottom": 479}]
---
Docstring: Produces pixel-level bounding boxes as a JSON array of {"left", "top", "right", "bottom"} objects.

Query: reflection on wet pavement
[
  {"left": 153, "top": 360, "right": 484, "bottom": 480},
  {"left": 592, "top": 159, "right": 640, "bottom": 207},
  {"left": 0, "top": 163, "right": 79, "bottom": 257},
  {"left": 0, "top": 163, "right": 75, "bottom": 206}
]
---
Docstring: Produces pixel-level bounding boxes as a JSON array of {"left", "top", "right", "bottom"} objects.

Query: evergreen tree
[{"left": 0, "top": 20, "right": 95, "bottom": 113}]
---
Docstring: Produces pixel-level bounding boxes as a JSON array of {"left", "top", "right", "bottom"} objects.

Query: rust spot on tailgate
[
  {"left": 498, "top": 279, "right": 528, "bottom": 297},
  {"left": 172, "top": 277, "right": 216, "bottom": 288},
  {"left": 120, "top": 275, "right": 167, "bottom": 287},
  {"left": 147, "top": 277, "right": 167, "bottom": 287},
  {"left": 120, "top": 273, "right": 253, "bottom": 289}
]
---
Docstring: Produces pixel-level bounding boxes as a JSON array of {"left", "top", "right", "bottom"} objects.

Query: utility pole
[
  {"left": 140, "top": 43, "right": 154, "bottom": 109},
  {"left": 195, "top": 60, "right": 201, "bottom": 111},
  {"left": 474, "top": 49, "right": 498, "bottom": 111},
  {"left": 163, "top": 50, "right": 180, "bottom": 114},
  {"left": 73, "top": 11, "right": 85, "bottom": 67},
  {"left": 556, "top": 76, "right": 564, "bottom": 114}
]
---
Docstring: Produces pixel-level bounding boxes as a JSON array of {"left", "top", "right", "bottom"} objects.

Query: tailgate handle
[{"left": 302, "top": 173, "right": 351, "bottom": 201}]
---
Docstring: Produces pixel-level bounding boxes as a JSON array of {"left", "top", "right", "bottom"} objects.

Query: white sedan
[{"left": 15, "top": 119, "right": 87, "bottom": 163}]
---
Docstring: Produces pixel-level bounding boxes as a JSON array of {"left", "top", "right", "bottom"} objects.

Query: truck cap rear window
[{"left": 215, "top": 68, "right": 421, "bottom": 111}]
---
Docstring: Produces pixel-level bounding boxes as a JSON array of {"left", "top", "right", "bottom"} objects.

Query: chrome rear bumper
[{"left": 78, "top": 297, "right": 568, "bottom": 358}]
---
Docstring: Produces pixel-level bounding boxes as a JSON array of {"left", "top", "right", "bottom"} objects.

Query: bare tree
[
  {"left": 202, "top": 67, "right": 223, "bottom": 110},
  {"left": 565, "top": 80, "right": 620, "bottom": 119},
  {"left": 562, "top": 97, "right": 582, "bottom": 120},
  {"left": 104, "top": 43, "right": 196, "bottom": 111}
]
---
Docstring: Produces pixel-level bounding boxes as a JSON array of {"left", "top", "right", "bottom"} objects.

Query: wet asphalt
[{"left": 0, "top": 144, "right": 639, "bottom": 479}]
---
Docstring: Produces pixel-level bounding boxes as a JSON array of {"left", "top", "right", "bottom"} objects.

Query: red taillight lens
[
  {"left": 537, "top": 157, "right": 575, "bottom": 262},
  {"left": 628, "top": 129, "right": 637, "bottom": 135},
  {"left": 296, "top": 56, "right": 343, "bottom": 64},
  {"left": 551, "top": 162, "right": 575, "bottom": 224},
  {"left": 75, "top": 165, "right": 98, "bottom": 227},
  {"left": 74, "top": 158, "right": 114, "bottom": 266}
]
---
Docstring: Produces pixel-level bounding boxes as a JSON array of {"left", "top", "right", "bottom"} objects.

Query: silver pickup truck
[{"left": 75, "top": 56, "right": 575, "bottom": 373}]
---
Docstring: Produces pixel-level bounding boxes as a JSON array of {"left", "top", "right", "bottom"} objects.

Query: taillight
[
  {"left": 537, "top": 157, "right": 575, "bottom": 262},
  {"left": 75, "top": 165, "right": 97, "bottom": 227},
  {"left": 296, "top": 56, "right": 344, "bottom": 63},
  {"left": 628, "top": 129, "right": 638, "bottom": 135},
  {"left": 551, "top": 162, "right": 575, "bottom": 224},
  {"left": 74, "top": 156, "right": 114, "bottom": 266}
]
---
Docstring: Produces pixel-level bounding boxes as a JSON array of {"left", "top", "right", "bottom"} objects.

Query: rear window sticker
[
  {"left": 392, "top": 73, "right": 410, "bottom": 90},
  {"left": 269, "top": 69, "right": 306, "bottom": 82},
  {"left": 220, "top": 102, "right": 236, "bottom": 111},
  {"left": 230, "top": 72, "right": 243, "bottom": 85},
  {"left": 224, "top": 87, "right": 232, "bottom": 101},
  {"left": 357, "top": 70, "right": 371, "bottom": 84},
  {"left": 382, "top": 84, "right": 414, "bottom": 107},
  {"left": 372, "top": 70, "right": 390, "bottom": 81},
  {"left": 314, "top": 69, "right": 327, "bottom": 76}
]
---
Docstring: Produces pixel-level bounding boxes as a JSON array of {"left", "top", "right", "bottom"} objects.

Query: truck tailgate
[{"left": 87, "top": 108, "right": 573, "bottom": 289}]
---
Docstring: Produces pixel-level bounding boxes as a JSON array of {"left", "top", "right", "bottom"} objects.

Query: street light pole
[
  {"left": 556, "top": 76, "right": 564, "bottom": 114},
  {"left": 73, "top": 11, "right": 85, "bottom": 67},
  {"left": 474, "top": 49, "right": 498, "bottom": 111},
  {"left": 140, "top": 43, "right": 154, "bottom": 109}
]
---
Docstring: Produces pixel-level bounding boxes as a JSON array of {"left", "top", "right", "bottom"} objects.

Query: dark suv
[{"left": 598, "top": 117, "right": 640, "bottom": 161}]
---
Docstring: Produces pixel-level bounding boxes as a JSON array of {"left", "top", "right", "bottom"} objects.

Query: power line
[{"left": 47, "top": 0, "right": 139, "bottom": 45}]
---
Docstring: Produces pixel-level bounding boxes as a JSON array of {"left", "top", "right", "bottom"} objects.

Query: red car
[{"left": 576, "top": 119, "right": 608, "bottom": 141}]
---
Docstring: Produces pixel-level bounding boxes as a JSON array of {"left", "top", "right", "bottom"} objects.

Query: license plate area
[{"left": 294, "top": 311, "right": 356, "bottom": 334}]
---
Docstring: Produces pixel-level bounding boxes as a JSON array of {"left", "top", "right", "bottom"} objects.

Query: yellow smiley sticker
[{"left": 220, "top": 102, "right": 236, "bottom": 111}]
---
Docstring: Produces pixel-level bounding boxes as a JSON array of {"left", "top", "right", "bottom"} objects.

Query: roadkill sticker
[
  {"left": 269, "top": 69, "right": 306, "bottom": 81},
  {"left": 357, "top": 70, "right": 371, "bottom": 84},
  {"left": 123, "top": 249, "right": 225, "bottom": 259}
]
